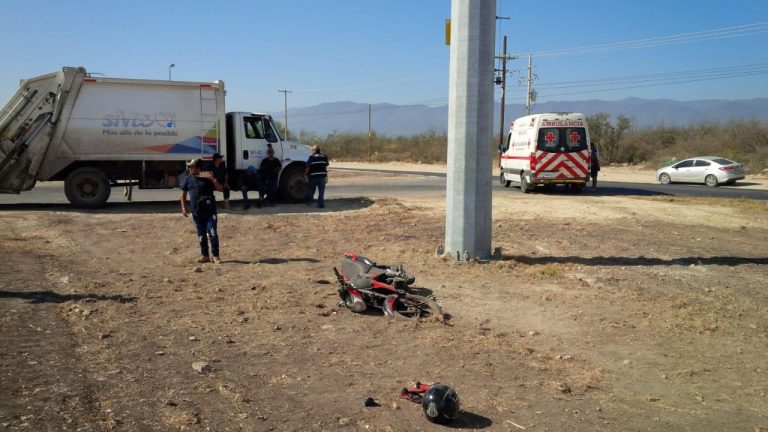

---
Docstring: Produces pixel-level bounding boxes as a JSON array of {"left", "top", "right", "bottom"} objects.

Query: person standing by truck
[
  {"left": 259, "top": 147, "right": 282, "bottom": 207},
  {"left": 181, "top": 159, "right": 224, "bottom": 264},
  {"left": 305, "top": 145, "right": 329, "bottom": 208},
  {"left": 239, "top": 166, "right": 263, "bottom": 210},
  {"left": 210, "top": 153, "right": 230, "bottom": 209}
]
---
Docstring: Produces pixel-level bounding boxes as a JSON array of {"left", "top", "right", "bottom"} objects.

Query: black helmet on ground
[{"left": 421, "top": 383, "right": 460, "bottom": 424}]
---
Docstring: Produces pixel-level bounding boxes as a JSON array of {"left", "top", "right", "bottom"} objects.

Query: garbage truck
[{"left": 0, "top": 66, "right": 312, "bottom": 208}]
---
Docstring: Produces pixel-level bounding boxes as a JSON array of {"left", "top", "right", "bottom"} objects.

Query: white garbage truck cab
[
  {"left": 0, "top": 66, "right": 311, "bottom": 207},
  {"left": 499, "top": 112, "right": 591, "bottom": 193}
]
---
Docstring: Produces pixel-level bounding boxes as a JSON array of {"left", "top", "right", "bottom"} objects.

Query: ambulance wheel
[
  {"left": 65, "top": 167, "right": 111, "bottom": 208},
  {"left": 520, "top": 175, "right": 532, "bottom": 194},
  {"left": 500, "top": 172, "right": 511, "bottom": 187}
]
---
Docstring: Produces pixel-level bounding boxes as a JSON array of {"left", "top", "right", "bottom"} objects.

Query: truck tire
[
  {"left": 65, "top": 167, "right": 111, "bottom": 208},
  {"left": 279, "top": 165, "right": 308, "bottom": 203}
]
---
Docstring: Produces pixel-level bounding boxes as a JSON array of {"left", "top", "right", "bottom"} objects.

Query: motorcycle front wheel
[{"left": 392, "top": 294, "right": 441, "bottom": 320}]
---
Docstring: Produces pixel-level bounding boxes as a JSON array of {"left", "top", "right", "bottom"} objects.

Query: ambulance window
[
  {"left": 566, "top": 128, "right": 587, "bottom": 151},
  {"left": 539, "top": 128, "right": 559, "bottom": 149}
]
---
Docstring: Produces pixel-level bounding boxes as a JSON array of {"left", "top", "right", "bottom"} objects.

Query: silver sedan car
[{"left": 657, "top": 156, "right": 745, "bottom": 187}]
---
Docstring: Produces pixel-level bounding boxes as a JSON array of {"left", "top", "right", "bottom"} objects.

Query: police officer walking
[{"left": 181, "top": 159, "right": 224, "bottom": 263}]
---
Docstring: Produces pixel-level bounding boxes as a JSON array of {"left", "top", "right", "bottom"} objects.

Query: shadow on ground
[
  {"left": 502, "top": 254, "right": 768, "bottom": 267},
  {"left": 0, "top": 197, "right": 375, "bottom": 215},
  {"left": 227, "top": 257, "right": 320, "bottom": 265},
  {"left": 0, "top": 290, "right": 139, "bottom": 304},
  {"left": 445, "top": 410, "right": 493, "bottom": 429},
  {"left": 531, "top": 185, "right": 671, "bottom": 197}
]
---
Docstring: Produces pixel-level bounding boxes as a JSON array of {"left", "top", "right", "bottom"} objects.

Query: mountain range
[{"left": 274, "top": 97, "right": 768, "bottom": 137}]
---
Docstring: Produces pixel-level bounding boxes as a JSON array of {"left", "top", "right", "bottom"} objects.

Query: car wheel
[
  {"left": 705, "top": 174, "right": 719, "bottom": 187},
  {"left": 659, "top": 173, "right": 671, "bottom": 185}
]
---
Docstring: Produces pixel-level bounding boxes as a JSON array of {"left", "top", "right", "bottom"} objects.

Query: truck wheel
[
  {"left": 279, "top": 166, "right": 308, "bottom": 202},
  {"left": 65, "top": 167, "right": 111, "bottom": 208}
]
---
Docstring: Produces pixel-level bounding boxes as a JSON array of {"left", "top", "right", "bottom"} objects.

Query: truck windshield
[{"left": 537, "top": 127, "right": 587, "bottom": 153}]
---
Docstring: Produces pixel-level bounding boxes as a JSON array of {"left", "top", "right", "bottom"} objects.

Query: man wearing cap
[
  {"left": 305, "top": 145, "right": 329, "bottom": 208},
  {"left": 259, "top": 147, "right": 282, "bottom": 207},
  {"left": 239, "top": 165, "right": 263, "bottom": 210},
  {"left": 211, "top": 153, "right": 230, "bottom": 209},
  {"left": 180, "top": 159, "right": 224, "bottom": 264}
]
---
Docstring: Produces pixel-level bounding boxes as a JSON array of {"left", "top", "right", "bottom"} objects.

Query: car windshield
[{"left": 712, "top": 158, "right": 736, "bottom": 165}]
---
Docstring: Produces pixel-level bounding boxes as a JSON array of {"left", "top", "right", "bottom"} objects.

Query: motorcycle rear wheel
[{"left": 392, "top": 294, "right": 441, "bottom": 320}]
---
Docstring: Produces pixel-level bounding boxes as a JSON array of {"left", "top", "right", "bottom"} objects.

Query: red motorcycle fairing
[
  {"left": 347, "top": 287, "right": 367, "bottom": 313},
  {"left": 383, "top": 294, "right": 398, "bottom": 318}
]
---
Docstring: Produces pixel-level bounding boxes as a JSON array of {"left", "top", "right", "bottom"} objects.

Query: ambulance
[{"left": 499, "top": 112, "right": 591, "bottom": 193}]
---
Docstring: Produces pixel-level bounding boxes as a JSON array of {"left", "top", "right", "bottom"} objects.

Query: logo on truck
[{"left": 102, "top": 111, "right": 177, "bottom": 128}]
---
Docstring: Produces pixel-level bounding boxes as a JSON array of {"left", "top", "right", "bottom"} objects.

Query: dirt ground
[{"left": 1, "top": 167, "right": 767, "bottom": 431}]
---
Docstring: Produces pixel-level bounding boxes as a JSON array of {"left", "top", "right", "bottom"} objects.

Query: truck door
[{"left": 238, "top": 115, "right": 283, "bottom": 170}]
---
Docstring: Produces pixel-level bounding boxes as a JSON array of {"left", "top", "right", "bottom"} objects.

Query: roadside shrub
[{"left": 297, "top": 119, "right": 768, "bottom": 172}]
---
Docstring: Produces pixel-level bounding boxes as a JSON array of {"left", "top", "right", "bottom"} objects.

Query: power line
[
  {"left": 287, "top": 63, "right": 768, "bottom": 117},
  {"left": 537, "top": 69, "right": 768, "bottom": 99},
  {"left": 533, "top": 21, "right": 768, "bottom": 57}
]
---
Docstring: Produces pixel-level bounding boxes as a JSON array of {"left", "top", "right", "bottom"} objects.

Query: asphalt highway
[{"left": 0, "top": 168, "right": 765, "bottom": 210}]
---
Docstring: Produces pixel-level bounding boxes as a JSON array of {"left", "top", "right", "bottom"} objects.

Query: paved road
[
  {"left": 334, "top": 167, "right": 768, "bottom": 201},
  {"left": 0, "top": 169, "right": 765, "bottom": 209}
]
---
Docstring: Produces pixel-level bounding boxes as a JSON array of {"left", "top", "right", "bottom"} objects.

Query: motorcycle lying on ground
[{"left": 333, "top": 252, "right": 441, "bottom": 320}]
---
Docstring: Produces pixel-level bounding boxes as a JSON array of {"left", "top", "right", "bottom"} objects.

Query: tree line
[{"left": 291, "top": 115, "right": 768, "bottom": 171}]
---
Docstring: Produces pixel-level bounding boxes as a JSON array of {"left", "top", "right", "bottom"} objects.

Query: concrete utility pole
[
  {"left": 368, "top": 104, "right": 372, "bottom": 162},
  {"left": 495, "top": 36, "right": 518, "bottom": 150},
  {"left": 445, "top": 0, "right": 495, "bottom": 261},
  {"left": 278, "top": 89, "right": 292, "bottom": 139},
  {"left": 524, "top": 54, "right": 537, "bottom": 116}
]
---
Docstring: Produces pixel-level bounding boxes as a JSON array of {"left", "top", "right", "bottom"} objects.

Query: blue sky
[{"left": 1, "top": 0, "right": 766, "bottom": 112}]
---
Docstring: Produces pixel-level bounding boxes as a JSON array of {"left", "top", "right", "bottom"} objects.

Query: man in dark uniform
[
  {"left": 180, "top": 159, "right": 224, "bottom": 263},
  {"left": 305, "top": 145, "right": 329, "bottom": 208},
  {"left": 259, "top": 147, "right": 282, "bottom": 207},
  {"left": 210, "top": 153, "right": 230, "bottom": 209}
]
